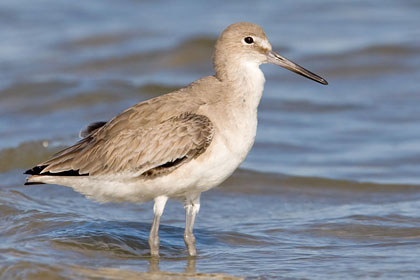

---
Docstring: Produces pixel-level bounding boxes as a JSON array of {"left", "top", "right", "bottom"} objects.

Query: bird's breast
[
  {"left": 188, "top": 116, "right": 257, "bottom": 193},
  {"left": 222, "top": 109, "right": 258, "bottom": 162}
]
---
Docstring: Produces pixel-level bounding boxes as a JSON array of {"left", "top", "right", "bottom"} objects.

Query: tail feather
[
  {"left": 24, "top": 174, "right": 47, "bottom": 185},
  {"left": 24, "top": 165, "right": 87, "bottom": 177},
  {"left": 24, "top": 181, "right": 46, "bottom": 186}
]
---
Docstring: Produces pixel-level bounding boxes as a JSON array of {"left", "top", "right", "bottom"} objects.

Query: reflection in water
[
  {"left": 148, "top": 257, "right": 197, "bottom": 275},
  {"left": 185, "top": 257, "right": 196, "bottom": 274},
  {"left": 72, "top": 260, "right": 239, "bottom": 280},
  {"left": 148, "top": 257, "right": 160, "bottom": 273}
]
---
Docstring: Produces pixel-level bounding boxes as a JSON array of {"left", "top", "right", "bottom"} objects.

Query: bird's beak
[{"left": 267, "top": 51, "right": 328, "bottom": 85}]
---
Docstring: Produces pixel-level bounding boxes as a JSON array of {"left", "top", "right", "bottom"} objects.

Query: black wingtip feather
[
  {"left": 24, "top": 181, "right": 46, "bottom": 185},
  {"left": 24, "top": 165, "right": 88, "bottom": 176},
  {"left": 24, "top": 165, "right": 47, "bottom": 175}
]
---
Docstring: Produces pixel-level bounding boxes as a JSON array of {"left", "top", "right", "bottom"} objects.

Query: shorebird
[{"left": 24, "top": 22, "right": 327, "bottom": 257}]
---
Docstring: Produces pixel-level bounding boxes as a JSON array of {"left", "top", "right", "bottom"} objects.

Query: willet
[{"left": 24, "top": 22, "right": 327, "bottom": 257}]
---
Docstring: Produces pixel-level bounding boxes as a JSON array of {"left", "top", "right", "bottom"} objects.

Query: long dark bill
[{"left": 267, "top": 51, "right": 328, "bottom": 85}]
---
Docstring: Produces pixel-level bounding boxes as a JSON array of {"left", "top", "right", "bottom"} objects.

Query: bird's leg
[
  {"left": 184, "top": 194, "right": 201, "bottom": 256},
  {"left": 149, "top": 196, "right": 168, "bottom": 257}
]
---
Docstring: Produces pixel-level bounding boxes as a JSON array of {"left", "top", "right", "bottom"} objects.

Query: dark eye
[{"left": 244, "top": 37, "right": 254, "bottom": 44}]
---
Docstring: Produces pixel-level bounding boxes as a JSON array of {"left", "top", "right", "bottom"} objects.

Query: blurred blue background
[{"left": 1, "top": 1, "right": 420, "bottom": 279}]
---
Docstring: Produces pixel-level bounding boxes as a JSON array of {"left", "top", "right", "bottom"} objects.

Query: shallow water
[{"left": 1, "top": 0, "right": 420, "bottom": 279}]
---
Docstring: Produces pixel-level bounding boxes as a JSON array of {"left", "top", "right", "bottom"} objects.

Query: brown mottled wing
[{"left": 39, "top": 113, "right": 214, "bottom": 177}]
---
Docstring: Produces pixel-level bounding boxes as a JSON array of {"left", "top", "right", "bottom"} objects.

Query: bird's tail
[{"left": 24, "top": 175, "right": 46, "bottom": 185}]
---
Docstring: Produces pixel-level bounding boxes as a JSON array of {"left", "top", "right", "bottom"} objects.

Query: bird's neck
[
  {"left": 221, "top": 60, "right": 266, "bottom": 112},
  {"left": 215, "top": 61, "right": 265, "bottom": 161}
]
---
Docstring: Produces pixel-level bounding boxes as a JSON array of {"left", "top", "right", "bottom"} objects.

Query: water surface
[{"left": 1, "top": 1, "right": 420, "bottom": 279}]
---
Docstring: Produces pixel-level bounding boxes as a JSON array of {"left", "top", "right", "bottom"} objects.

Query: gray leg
[
  {"left": 184, "top": 194, "right": 200, "bottom": 256},
  {"left": 148, "top": 196, "right": 168, "bottom": 257}
]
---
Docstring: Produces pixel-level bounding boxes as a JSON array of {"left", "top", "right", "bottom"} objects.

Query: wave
[
  {"left": 223, "top": 168, "right": 420, "bottom": 194},
  {"left": 0, "top": 80, "right": 180, "bottom": 115},
  {"left": 63, "top": 35, "right": 216, "bottom": 74},
  {"left": 305, "top": 43, "right": 419, "bottom": 78},
  {"left": 0, "top": 141, "right": 64, "bottom": 174}
]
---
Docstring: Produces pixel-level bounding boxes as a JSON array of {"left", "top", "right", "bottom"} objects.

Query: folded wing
[{"left": 27, "top": 112, "right": 214, "bottom": 178}]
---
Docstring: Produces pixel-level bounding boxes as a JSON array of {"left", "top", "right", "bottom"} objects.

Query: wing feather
[{"left": 38, "top": 112, "right": 214, "bottom": 178}]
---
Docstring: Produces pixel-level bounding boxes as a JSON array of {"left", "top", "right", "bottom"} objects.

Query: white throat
[{"left": 236, "top": 60, "right": 265, "bottom": 111}]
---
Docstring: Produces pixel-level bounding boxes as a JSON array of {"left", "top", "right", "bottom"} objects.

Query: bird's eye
[{"left": 244, "top": 37, "right": 254, "bottom": 44}]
